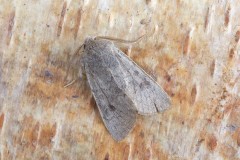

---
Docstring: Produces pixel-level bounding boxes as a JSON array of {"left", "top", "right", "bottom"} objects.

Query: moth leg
[
  {"left": 64, "top": 72, "right": 87, "bottom": 88},
  {"left": 64, "top": 44, "right": 85, "bottom": 87},
  {"left": 79, "top": 56, "right": 88, "bottom": 81},
  {"left": 78, "top": 66, "right": 87, "bottom": 81},
  {"left": 64, "top": 79, "right": 77, "bottom": 87}
]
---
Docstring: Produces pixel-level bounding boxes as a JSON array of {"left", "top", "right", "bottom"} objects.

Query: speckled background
[{"left": 0, "top": 0, "right": 239, "bottom": 159}]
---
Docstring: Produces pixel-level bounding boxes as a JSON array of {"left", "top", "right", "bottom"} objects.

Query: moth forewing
[{"left": 113, "top": 45, "right": 171, "bottom": 115}]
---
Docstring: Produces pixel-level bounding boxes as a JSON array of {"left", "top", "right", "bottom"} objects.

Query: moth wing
[
  {"left": 84, "top": 58, "right": 136, "bottom": 141},
  {"left": 114, "top": 48, "right": 171, "bottom": 115}
]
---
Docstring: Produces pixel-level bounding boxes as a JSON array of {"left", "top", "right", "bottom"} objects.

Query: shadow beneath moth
[{"left": 74, "top": 36, "right": 171, "bottom": 141}]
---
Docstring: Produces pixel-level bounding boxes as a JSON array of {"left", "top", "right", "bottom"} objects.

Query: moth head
[
  {"left": 83, "top": 36, "right": 111, "bottom": 51},
  {"left": 83, "top": 37, "right": 95, "bottom": 48}
]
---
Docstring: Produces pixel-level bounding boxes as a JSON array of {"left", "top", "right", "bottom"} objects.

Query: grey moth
[{"left": 79, "top": 37, "right": 171, "bottom": 141}]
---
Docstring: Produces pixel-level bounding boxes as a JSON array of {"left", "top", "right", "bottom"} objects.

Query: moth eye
[{"left": 83, "top": 44, "right": 86, "bottom": 49}]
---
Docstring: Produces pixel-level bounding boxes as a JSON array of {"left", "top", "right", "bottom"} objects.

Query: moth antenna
[{"left": 95, "top": 34, "right": 145, "bottom": 44}]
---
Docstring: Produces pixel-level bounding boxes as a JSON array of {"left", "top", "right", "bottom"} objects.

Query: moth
[{"left": 78, "top": 36, "right": 171, "bottom": 141}]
